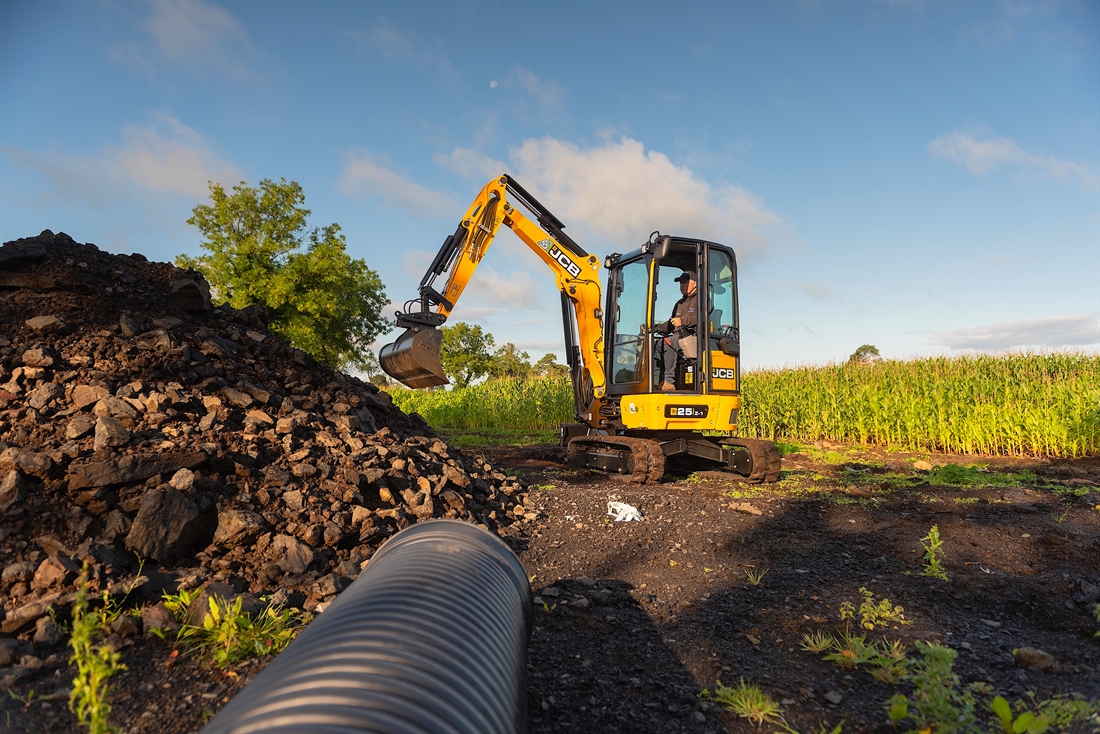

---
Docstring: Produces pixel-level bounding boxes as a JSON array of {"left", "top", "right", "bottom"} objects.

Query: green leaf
[
  {"left": 1026, "top": 716, "right": 1049, "bottom": 734},
  {"left": 992, "top": 696, "right": 1013, "bottom": 726},
  {"left": 888, "top": 695, "right": 908, "bottom": 723},
  {"left": 1013, "top": 712, "right": 1035, "bottom": 733}
]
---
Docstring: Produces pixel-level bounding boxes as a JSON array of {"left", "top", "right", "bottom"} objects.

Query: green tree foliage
[
  {"left": 532, "top": 353, "right": 568, "bottom": 378},
  {"left": 849, "top": 344, "right": 881, "bottom": 365},
  {"left": 440, "top": 322, "right": 495, "bottom": 388},
  {"left": 489, "top": 343, "right": 532, "bottom": 380},
  {"left": 361, "top": 350, "right": 390, "bottom": 387},
  {"left": 177, "top": 178, "right": 387, "bottom": 372}
]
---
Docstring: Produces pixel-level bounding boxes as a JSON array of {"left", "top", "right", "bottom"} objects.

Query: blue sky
[{"left": 2, "top": 0, "right": 1097, "bottom": 371}]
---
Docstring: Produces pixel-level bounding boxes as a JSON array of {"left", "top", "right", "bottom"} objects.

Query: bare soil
[
  {"left": 3, "top": 442, "right": 1098, "bottom": 733},
  {"left": 488, "top": 443, "right": 1100, "bottom": 734}
]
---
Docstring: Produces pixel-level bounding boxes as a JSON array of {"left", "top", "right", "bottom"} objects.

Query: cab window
[{"left": 609, "top": 259, "right": 648, "bottom": 385}]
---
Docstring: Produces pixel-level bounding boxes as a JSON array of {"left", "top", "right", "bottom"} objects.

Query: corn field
[
  {"left": 389, "top": 375, "right": 574, "bottom": 432},
  {"left": 386, "top": 353, "right": 1100, "bottom": 457}
]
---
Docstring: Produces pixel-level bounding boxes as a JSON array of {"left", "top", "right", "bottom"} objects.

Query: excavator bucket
[{"left": 379, "top": 327, "right": 450, "bottom": 388}]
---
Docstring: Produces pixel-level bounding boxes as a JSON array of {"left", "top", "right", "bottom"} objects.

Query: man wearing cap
[{"left": 654, "top": 271, "right": 698, "bottom": 391}]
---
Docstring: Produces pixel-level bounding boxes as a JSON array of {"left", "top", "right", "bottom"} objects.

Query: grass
[
  {"left": 385, "top": 353, "right": 1099, "bottom": 458},
  {"left": 436, "top": 428, "right": 560, "bottom": 447},
  {"left": 925, "top": 463, "right": 1040, "bottom": 487},
  {"left": 744, "top": 567, "right": 770, "bottom": 586},
  {"left": 707, "top": 679, "right": 794, "bottom": 730}
]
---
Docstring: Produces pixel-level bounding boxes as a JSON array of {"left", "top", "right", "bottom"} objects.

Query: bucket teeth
[{"left": 379, "top": 327, "right": 449, "bottom": 388}]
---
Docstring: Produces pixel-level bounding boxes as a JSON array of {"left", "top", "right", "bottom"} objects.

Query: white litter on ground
[{"left": 607, "top": 500, "right": 643, "bottom": 522}]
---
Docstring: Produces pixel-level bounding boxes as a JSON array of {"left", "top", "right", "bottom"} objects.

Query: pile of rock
[{"left": 0, "top": 231, "right": 533, "bottom": 645}]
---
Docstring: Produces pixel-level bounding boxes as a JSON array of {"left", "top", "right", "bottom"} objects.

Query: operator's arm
[{"left": 669, "top": 296, "right": 698, "bottom": 332}]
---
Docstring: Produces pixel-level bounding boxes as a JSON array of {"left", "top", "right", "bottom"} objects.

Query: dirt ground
[
  {"left": 3, "top": 441, "right": 1098, "bottom": 733},
  {"left": 489, "top": 442, "right": 1100, "bottom": 734}
]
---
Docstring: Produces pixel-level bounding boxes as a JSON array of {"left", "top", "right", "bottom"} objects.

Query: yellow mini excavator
[{"left": 380, "top": 175, "right": 780, "bottom": 484}]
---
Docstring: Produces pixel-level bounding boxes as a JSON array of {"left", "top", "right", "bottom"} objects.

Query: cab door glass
[
  {"left": 707, "top": 250, "right": 736, "bottom": 339},
  {"left": 609, "top": 259, "right": 649, "bottom": 385},
  {"left": 706, "top": 248, "right": 739, "bottom": 390}
]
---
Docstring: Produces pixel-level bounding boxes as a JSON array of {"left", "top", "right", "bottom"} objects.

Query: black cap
[{"left": 674, "top": 271, "right": 696, "bottom": 283}]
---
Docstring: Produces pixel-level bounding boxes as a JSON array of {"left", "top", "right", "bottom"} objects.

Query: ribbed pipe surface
[{"left": 200, "top": 520, "right": 532, "bottom": 734}]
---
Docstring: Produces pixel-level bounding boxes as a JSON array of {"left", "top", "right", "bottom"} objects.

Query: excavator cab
[{"left": 603, "top": 235, "right": 740, "bottom": 401}]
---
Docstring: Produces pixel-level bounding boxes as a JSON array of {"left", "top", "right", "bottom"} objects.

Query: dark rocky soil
[
  {"left": 487, "top": 444, "right": 1100, "bottom": 733},
  {"left": 1, "top": 231, "right": 1097, "bottom": 733}
]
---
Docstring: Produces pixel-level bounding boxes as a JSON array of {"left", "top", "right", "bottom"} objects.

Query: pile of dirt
[{"left": 0, "top": 231, "right": 532, "bottom": 681}]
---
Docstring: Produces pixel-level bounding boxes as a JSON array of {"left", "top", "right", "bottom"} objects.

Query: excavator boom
[{"left": 379, "top": 176, "right": 606, "bottom": 419}]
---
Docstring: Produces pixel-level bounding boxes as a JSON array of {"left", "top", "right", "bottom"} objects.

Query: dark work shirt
[{"left": 671, "top": 294, "right": 697, "bottom": 331}]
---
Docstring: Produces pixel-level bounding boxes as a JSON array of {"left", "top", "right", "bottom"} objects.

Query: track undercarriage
[{"left": 565, "top": 432, "right": 781, "bottom": 485}]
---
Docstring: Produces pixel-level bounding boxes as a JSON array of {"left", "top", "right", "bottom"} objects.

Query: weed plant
[
  {"left": 839, "top": 587, "right": 911, "bottom": 630},
  {"left": 887, "top": 642, "right": 978, "bottom": 733},
  {"left": 920, "top": 526, "right": 949, "bottom": 581},
  {"left": 171, "top": 594, "right": 311, "bottom": 668},
  {"left": 69, "top": 577, "right": 126, "bottom": 734}
]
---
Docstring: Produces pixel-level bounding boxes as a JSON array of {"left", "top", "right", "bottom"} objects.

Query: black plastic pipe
[{"left": 200, "top": 519, "right": 533, "bottom": 734}]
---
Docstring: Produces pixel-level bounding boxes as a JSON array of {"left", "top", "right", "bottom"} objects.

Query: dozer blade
[{"left": 379, "top": 327, "right": 450, "bottom": 388}]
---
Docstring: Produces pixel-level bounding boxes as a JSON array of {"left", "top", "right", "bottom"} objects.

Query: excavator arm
[{"left": 379, "top": 175, "right": 607, "bottom": 421}]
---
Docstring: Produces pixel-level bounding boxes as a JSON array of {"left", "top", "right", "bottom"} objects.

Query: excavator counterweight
[{"left": 379, "top": 326, "right": 448, "bottom": 388}]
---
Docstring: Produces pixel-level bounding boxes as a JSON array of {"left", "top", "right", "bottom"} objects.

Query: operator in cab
[{"left": 655, "top": 271, "right": 698, "bottom": 391}]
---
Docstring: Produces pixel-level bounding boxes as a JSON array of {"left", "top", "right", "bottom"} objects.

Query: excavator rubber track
[
  {"left": 719, "top": 437, "right": 782, "bottom": 483},
  {"left": 567, "top": 435, "right": 666, "bottom": 484}
]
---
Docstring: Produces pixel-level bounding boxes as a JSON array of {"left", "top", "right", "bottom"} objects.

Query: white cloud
[
  {"left": 462, "top": 268, "right": 542, "bottom": 309},
  {"left": 111, "top": 114, "right": 241, "bottom": 197},
  {"left": 765, "top": 280, "right": 837, "bottom": 301},
  {"left": 401, "top": 249, "right": 435, "bottom": 278},
  {"left": 109, "top": 0, "right": 253, "bottom": 79},
  {"left": 147, "top": 1, "right": 246, "bottom": 66},
  {"left": 5, "top": 113, "right": 241, "bottom": 206},
  {"left": 432, "top": 147, "right": 507, "bottom": 180},
  {"left": 930, "top": 314, "right": 1100, "bottom": 350},
  {"left": 394, "top": 250, "right": 543, "bottom": 310},
  {"left": 508, "top": 136, "right": 784, "bottom": 256},
  {"left": 510, "top": 67, "right": 565, "bottom": 116},
  {"left": 346, "top": 18, "right": 457, "bottom": 79},
  {"left": 929, "top": 130, "right": 1098, "bottom": 189},
  {"left": 338, "top": 150, "right": 458, "bottom": 217}
]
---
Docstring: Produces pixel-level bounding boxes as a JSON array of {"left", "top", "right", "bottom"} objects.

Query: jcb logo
[
  {"left": 711, "top": 368, "right": 737, "bottom": 380},
  {"left": 549, "top": 245, "right": 581, "bottom": 278}
]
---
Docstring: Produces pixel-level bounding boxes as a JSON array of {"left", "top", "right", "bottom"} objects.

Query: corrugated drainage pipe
[{"left": 200, "top": 519, "right": 532, "bottom": 734}]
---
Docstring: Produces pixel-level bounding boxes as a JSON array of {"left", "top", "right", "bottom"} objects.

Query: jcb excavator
[{"left": 379, "top": 175, "right": 781, "bottom": 484}]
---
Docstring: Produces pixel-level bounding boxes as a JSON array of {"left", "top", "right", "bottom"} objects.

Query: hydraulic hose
[{"left": 200, "top": 519, "right": 533, "bottom": 734}]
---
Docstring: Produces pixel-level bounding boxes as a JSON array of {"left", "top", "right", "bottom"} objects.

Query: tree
[
  {"left": 440, "top": 322, "right": 495, "bottom": 388},
  {"left": 361, "top": 350, "right": 390, "bottom": 388},
  {"left": 488, "top": 343, "right": 531, "bottom": 380},
  {"left": 177, "top": 178, "right": 387, "bottom": 372},
  {"left": 532, "top": 353, "right": 568, "bottom": 378},
  {"left": 849, "top": 344, "right": 881, "bottom": 365}
]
